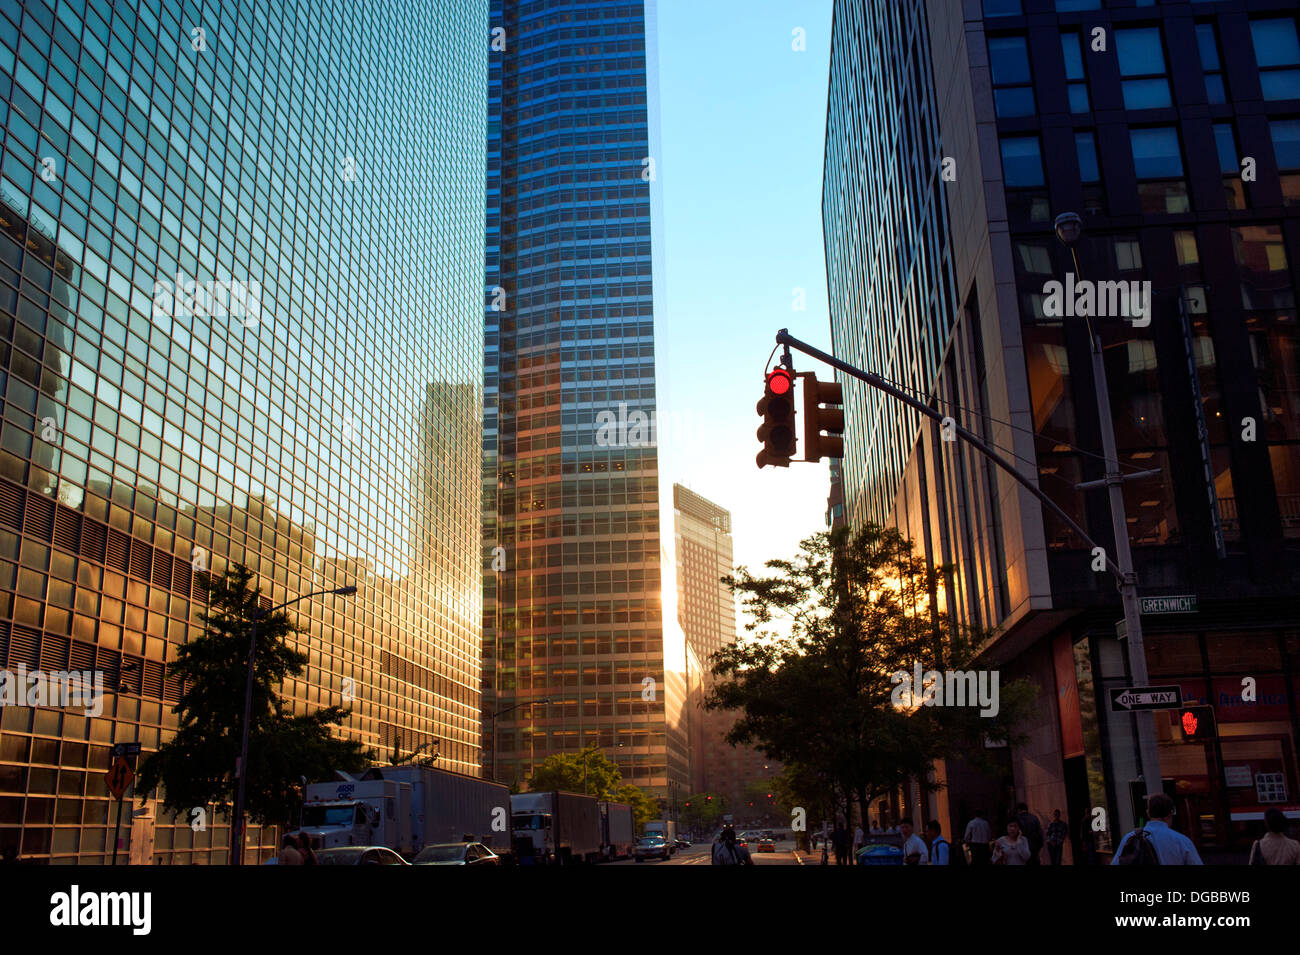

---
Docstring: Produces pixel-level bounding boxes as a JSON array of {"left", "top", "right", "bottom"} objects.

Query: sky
[{"left": 652, "top": 0, "right": 836, "bottom": 586}]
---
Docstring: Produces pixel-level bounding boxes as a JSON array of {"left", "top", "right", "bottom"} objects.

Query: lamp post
[
  {"left": 1054, "top": 211, "right": 1164, "bottom": 806},
  {"left": 231, "top": 583, "right": 357, "bottom": 866},
  {"left": 487, "top": 698, "right": 550, "bottom": 783}
]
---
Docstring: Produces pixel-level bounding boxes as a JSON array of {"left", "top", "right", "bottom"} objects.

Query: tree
[
  {"left": 616, "top": 784, "right": 659, "bottom": 829},
  {"left": 137, "top": 565, "right": 372, "bottom": 827},
  {"left": 706, "top": 524, "right": 1036, "bottom": 834},
  {"left": 526, "top": 744, "right": 621, "bottom": 800}
]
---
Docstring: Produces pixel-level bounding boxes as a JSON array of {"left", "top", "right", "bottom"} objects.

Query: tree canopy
[{"left": 706, "top": 523, "right": 1036, "bottom": 830}]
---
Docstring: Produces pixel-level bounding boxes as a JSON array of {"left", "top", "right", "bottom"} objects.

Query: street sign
[
  {"left": 112, "top": 742, "right": 141, "bottom": 759},
  {"left": 106, "top": 757, "right": 134, "bottom": 801},
  {"left": 1109, "top": 685, "right": 1183, "bottom": 712},
  {"left": 1140, "top": 595, "right": 1197, "bottom": 614}
]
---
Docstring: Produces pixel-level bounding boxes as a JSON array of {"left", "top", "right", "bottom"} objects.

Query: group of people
[
  {"left": 275, "top": 833, "right": 318, "bottom": 865},
  {"left": 816, "top": 793, "right": 1300, "bottom": 865}
]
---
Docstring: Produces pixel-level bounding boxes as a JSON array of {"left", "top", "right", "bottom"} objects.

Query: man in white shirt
[
  {"left": 898, "top": 817, "right": 929, "bottom": 865},
  {"left": 963, "top": 809, "right": 993, "bottom": 866}
]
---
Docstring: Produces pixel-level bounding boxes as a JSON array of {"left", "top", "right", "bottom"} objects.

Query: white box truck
[
  {"left": 599, "top": 802, "right": 636, "bottom": 861},
  {"left": 644, "top": 819, "right": 677, "bottom": 854},
  {"left": 296, "top": 766, "right": 511, "bottom": 860},
  {"left": 511, "top": 791, "right": 602, "bottom": 865}
]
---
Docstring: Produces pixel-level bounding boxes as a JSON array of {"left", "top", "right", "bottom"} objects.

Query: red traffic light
[{"left": 766, "top": 368, "right": 793, "bottom": 396}]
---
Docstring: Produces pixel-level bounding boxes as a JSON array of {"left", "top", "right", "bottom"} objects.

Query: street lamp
[
  {"left": 231, "top": 583, "right": 357, "bottom": 866},
  {"left": 487, "top": 698, "right": 550, "bottom": 783},
  {"left": 1054, "top": 213, "right": 1164, "bottom": 807}
]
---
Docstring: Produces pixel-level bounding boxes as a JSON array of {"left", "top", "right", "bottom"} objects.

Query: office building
[
  {"left": 0, "top": 0, "right": 488, "bottom": 863},
  {"left": 824, "top": 0, "right": 1300, "bottom": 861}
]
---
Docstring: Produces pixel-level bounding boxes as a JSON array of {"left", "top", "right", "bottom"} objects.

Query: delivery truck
[
  {"left": 511, "top": 791, "right": 602, "bottom": 865},
  {"left": 599, "top": 801, "right": 636, "bottom": 861},
  {"left": 644, "top": 818, "right": 677, "bottom": 854},
  {"left": 296, "top": 765, "right": 511, "bottom": 859}
]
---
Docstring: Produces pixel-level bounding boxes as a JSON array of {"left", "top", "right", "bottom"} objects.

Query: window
[
  {"left": 1061, "top": 33, "right": 1090, "bottom": 113},
  {"left": 1251, "top": 18, "right": 1300, "bottom": 100},
  {"left": 1116, "top": 27, "right": 1172, "bottom": 109},
  {"left": 1076, "top": 130, "right": 1105, "bottom": 215},
  {"left": 1055, "top": 0, "right": 1099, "bottom": 10},
  {"left": 1214, "top": 123, "right": 1245, "bottom": 209},
  {"left": 1001, "top": 135, "right": 1045, "bottom": 187},
  {"left": 1196, "top": 23, "right": 1227, "bottom": 104},
  {"left": 983, "top": 0, "right": 1021, "bottom": 16},
  {"left": 989, "top": 36, "right": 1035, "bottom": 117},
  {"left": 1271, "top": 119, "right": 1300, "bottom": 205},
  {"left": 1130, "top": 126, "right": 1190, "bottom": 213}
]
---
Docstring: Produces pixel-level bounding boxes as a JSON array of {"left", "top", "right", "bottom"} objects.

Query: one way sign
[{"left": 1109, "top": 685, "right": 1183, "bottom": 712}]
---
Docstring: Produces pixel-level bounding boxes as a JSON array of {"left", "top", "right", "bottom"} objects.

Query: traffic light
[
  {"left": 756, "top": 368, "right": 797, "bottom": 468},
  {"left": 705, "top": 795, "right": 712, "bottom": 803},
  {"left": 801, "top": 372, "right": 844, "bottom": 462},
  {"left": 1177, "top": 705, "right": 1217, "bottom": 741}
]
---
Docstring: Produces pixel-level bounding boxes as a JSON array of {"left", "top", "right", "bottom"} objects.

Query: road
[{"left": 609, "top": 840, "right": 804, "bottom": 865}]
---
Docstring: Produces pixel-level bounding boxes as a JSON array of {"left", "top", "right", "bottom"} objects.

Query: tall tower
[{"left": 483, "top": 0, "right": 684, "bottom": 802}]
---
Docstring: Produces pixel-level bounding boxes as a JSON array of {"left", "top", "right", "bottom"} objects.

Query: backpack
[
  {"left": 1115, "top": 827, "right": 1161, "bottom": 865},
  {"left": 713, "top": 842, "right": 742, "bottom": 865}
]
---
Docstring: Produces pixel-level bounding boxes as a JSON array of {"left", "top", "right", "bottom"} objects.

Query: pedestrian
[
  {"left": 991, "top": 817, "right": 1032, "bottom": 865},
  {"left": 1016, "top": 802, "right": 1044, "bottom": 865},
  {"left": 1112, "top": 793, "right": 1203, "bottom": 865},
  {"left": 833, "top": 822, "right": 852, "bottom": 865},
  {"left": 297, "top": 832, "right": 317, "bottom": 866},
  {"left": 711, "top": 826, "right": 753, "bottom": 866},
  {"left": 277, "top": 834, "right": 304, "bottom": 866},
  {"left": 1247, "top": 808, "right": 1300, "bottom": 865},
  {"left": 925, "top": 820, "right": 950, "bottom": 865},
  {"left": 963, "top": 809, "right": 992, "bottom": 866},
  {"left": 870, "top": 819, "right": 883, "bottom": 836},
  {"left": 853, "top": 822, "right": 864, "bottom": 860},
  {"left": 1046, "top": 809, "right": 1068, "bottom": 866},
  {"left": 898, "top": 817, "right": 929, "bottom": 865}
]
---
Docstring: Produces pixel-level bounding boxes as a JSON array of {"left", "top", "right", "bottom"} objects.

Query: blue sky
[{"left": 653, "top": 0, "right": 836, "bottom": 579}]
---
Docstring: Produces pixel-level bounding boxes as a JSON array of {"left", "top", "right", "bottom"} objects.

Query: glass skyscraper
[
  {"left": 483, "top": 0, "right": 687, "bottom": 802},
  {"left": 0, "top": 0, "right": 487, "bottom": 863}
]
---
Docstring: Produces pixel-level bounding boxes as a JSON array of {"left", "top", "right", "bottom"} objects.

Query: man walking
[
  {"left": 1046, "top": 809, "right": 1069, "bottom": 865},
  {"left": 712, "top": 826, "right": 754, "bottom": 865},
  {"left": 925, "top": 820, "right": 950, "bottom": 865},
  {"left": 1016, "top": 802, "right": 1044, "bottom": 865},
  {"left": 899, "top": 817, "right": 929, "bottom": 865},
  {"left": 1111, "top": 793, "right": 1203, "bottom": 865},
  {"left": 963, "top": 809, "right": 992, "bottom": 866}
]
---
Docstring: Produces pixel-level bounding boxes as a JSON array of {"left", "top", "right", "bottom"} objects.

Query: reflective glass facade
[
  {"left": 483, "top": 0, "right": 685, "bottom": 800},
  {"left": 0, "top": 0, "right": 487, "bottom": 863}
]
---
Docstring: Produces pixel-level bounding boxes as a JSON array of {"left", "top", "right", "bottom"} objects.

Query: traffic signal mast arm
[{"left": 773, "top": 328, "right": 1123, "bottom": 587}]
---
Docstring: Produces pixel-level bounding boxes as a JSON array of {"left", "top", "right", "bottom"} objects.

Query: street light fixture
[
  {"left": 231, "top": 582, "right": 358, "bottom": 866},
  {"left": 487, "top": 698, "right": 551, "bottom": 783},
  {"left": 1054, "top": 212, "right": 1164, "bottom": 809}
]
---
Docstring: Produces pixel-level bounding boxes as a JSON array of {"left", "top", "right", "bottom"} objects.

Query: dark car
[
  {"left": 315, "top": 846, "right": 411, "bottom": 866},
  {"left": 673, "top": 838, "right": 692, "bottom": 850},
  {"left": 634, "top": 836, "right": 671, "bottom": 862},
  {"left": 413, "top": 842, "right": 500, "bottom": 866}
]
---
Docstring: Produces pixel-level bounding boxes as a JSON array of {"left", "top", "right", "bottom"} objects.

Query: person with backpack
[
  {"left": 711, "top": 826, "right": 753, "bottom": 866},
  {"left": 1247, "top": 808, "right": 1300, "bottom": 865},
  {"left": 1112, "top": 792, "right": 1202, "bottom": 865},
  {"left": 925, "top": 820, "right": 950, "bottom": 865},
  {"left": 1015, "top": 802, "right": 1044, "bottom": 865}
]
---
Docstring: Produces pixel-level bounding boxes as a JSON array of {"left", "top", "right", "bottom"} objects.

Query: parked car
[
  {"left": 634, "top": 836, "right": 671, "bottom": 862},
  {"left": 413, "top": 842, "right": 500, "bottom": 866},
  {"left": 315, "top": 846, "right": 411, "bottom": 865}
]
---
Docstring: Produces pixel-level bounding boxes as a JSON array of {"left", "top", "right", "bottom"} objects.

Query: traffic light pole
[{"left": 773, "top": 327, "right": 1163, "bottom": 800}]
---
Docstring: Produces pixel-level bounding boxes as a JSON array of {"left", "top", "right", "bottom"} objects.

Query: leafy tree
[
  {"left": 706, "top": 524, "right": 1036, "bottom": 834},
  {"left": 137, "top": 565, "right": 372, "bottom": 827},
  {"left": 681, "top": 792, "right": 726, "bottom": 831},
  {"left": 526, "top": 744, "right": 621, "bottom": 799}
]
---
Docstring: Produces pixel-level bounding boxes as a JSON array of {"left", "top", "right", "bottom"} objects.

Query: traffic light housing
[
  {"left": 1177, "top": 705, "right": 1217, "bottom": 741},
  {"left": 756, "top": 368, "right": 797, "bottom": 468},
  {"left": 801, "top": 372, "right": 844, "bottom": 462}
]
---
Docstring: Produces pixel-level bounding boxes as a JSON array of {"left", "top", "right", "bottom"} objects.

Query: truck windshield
[
  {"left": 512, "top": 813, "right": 551, "bottom": 830},
  {"left": 302, "top": 806, "right": 355, "bottom": 827}
]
